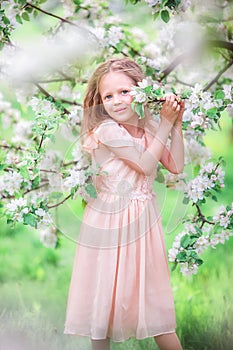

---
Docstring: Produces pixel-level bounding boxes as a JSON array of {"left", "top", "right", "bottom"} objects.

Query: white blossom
[
  {"left": 138, "top": 79, "right": 150, "bottom": 89},
  {"left": 223, "top": 84, "right": 232, "bottom": 100},
  {"left": 63, "top": 169, "right": 87, "bottom": 190},
  {"left": 40, "top": 227, "right": 58, "bottom": 249},
  {"left": 106, "top": 26, "right": 124, "bottom": 47},
  {"left": 39, "top": 150, "right": 62, "bottom": 170},
  {"left": 0, "top": 171, "right": 24, "bottom": 196},
  {"left": 184, "top": 138, "right": 211, "bottom": 166},
  {"left": 178, "top": 0, "right": 192, "bottom": 12},
  {"left": 37, "top": 212, "right": 53, "bottom": 229},
  {"left": 168, "top": 247, "right": 179, "bottom": 262},
  {"left": 91, "top": 27, "right": 105, "bottom": 45},
  {"left": 130, "top": 90, "right": 147, "bottom": 103},
  {"left": 6, "top": 197, "right": 27, "bottom": 212},
  {"left": 194, "top": 235, "right": 210, "bottom": 254},
  {"left": 226, "top": 104, "right": 233, "bottom": 117},
  {"left": 35, "top": 208, "right": 47, "bottom": 217},
  {"left": 145, "top": 0, "right": 161, "bottom": 7},
  {"left": 164, "top": 172, "right": 187, "bottom": 190},
  {"left": 180, "top": 262, "right": 198, "bottom": 276},
  {"left": 185, "top": 162, "right": 225, "bottom": 203},
  {"left": 68, "top": 108, "right": 82, "bottom": 127},
  {"left": 12, "top": 120, "right": 33, "bottom": 145},
  {"left": 61, "top": 0, "right": 75, "bottom": 17}
]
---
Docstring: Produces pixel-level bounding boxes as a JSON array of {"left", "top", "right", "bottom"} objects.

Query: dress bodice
[{"left": 82, "top": 120, "right": 157, "bottom": 200}]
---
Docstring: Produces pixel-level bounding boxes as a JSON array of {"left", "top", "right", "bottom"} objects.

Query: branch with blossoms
[
  {"left": 168, "top": 159, "right": 233, "bottom": 276},
  {"left": 130, "top": 79, "right": 233, "bottom": 137},
  {"left": 127, "top": 0, "right": 191, "bottom": 23},
  {"left": 0, "top": 142, "right": 103, "bottom": 238}
]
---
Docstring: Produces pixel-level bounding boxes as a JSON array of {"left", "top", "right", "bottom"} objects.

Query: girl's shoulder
[
  {"left": 93, "top": 118, "right": 118, "bottom": 132},
  {"left": 83, "top": 118, "right": 135, "bottom": 152}
]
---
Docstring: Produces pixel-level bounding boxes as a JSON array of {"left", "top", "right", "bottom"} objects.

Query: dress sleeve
[
  {"left": 82, "top": 130, "right": 99, "bottom": 154},
  {"left": 93, "top": 121, "right": 135, "bottom": 148}
]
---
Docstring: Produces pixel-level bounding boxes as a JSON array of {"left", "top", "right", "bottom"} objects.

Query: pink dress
[{"left": 64, "top": 119, "right": 176, "bottom": 342}]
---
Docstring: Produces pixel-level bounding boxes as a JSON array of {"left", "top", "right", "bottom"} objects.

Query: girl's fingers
[{"left": 172, "top": 101, "right": 178, "bottom": 110}]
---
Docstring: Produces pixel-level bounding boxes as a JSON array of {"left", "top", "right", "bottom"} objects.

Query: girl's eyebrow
[{"left": 101, "top": 86, "right": 131, "bottom": 95}]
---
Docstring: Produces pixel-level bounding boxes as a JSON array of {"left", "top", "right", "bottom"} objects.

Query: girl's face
[{"left": 99, "top": 71, "right": 138, "bottom": 125}]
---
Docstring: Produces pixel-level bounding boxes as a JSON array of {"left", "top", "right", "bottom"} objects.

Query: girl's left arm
[{"left": 160, "top": 101, "right": 185, "bottom": 174}]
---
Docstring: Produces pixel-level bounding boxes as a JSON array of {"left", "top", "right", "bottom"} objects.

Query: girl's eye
[
  {"left": 122, "top": 90, "right": 129, "bottom": 95},
  {"left": 104, "top": 95, "right": 112, "bottom": 100}
]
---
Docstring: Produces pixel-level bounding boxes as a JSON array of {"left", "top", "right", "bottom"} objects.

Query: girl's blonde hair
[{"left": 81, "top": 58, "right": 153, "bottom": 136}]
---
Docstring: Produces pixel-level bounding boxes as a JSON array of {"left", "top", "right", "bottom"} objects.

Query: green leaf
[
  {"left": 135, "top": 103, "right": 145, "bottom": 119},
  {"left": 182, "top": 196, "right": 189, "bottom": 205},
  {"left": 23, "top": 213, "right": 37, "bottom": 227},
  {"left": 160, "top": 10, "right": 170, "bottom": 23},
  {"left": 0, "top": 163, "right": 6, "bottom": 171},
  {"left": 206, "top": 107, "right": 217, "bottom": 118},
  {"left": 3, "top": 16, "right": 10, "bottom": 25},
  {"left": 196, "top": 258, "right": 204, "bottom": 266},
  {"left": 7, "top": 218, "right": 15, "bottom": 227},
  {"left": 214, "top": 90, "right": 225, "bottom": 100},
  {"left": 20, "top": 166, "right": 31, "bottom": 180},
  {"left": 21, "top": 12, "right": 30, "bottom": 21},
  {"left": 195, "top": 226, "right": 203, "bottom": 236},
  {"left": 33, "top": 10, "right": 38, "bottom": 19},
  {"left": 176, "top": 251, "right": 187, "bottom": 262},
  {"left": 82, "top": 198, "right": 87, "bottom": 209},
  {"left": 156, "top": 169, "right": 165, "bottom": 183},
  {"left": 171, "top": 262, "right": 178, "bottom": 271},
  {"left": 31, "top": 175, "right": 40, "bottom": 189},
  {"left": 153, "top": 11, "right": 160, "bottom": 20},
  {"left": 85, "top": 183, "right": 97, "bottom": 198},
  {"left": 180, "top": 234, "right": 191, "bottom": 248},
  {"left": 15, "top": 14, "right": 23, "bottom": 25},
  {"left": 189, "top": 251, "right": 204, "bottom": 266},
  {"left": 212, "top": 195, "right": 218, "bottom": 202}
]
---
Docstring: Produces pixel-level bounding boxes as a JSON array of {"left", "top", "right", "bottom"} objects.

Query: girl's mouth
[{"left": 114, "top": 107, "right": 127, "bottom": 113}]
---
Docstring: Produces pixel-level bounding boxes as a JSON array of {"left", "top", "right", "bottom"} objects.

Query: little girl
[{"left": 64, "top": 58, "right": 185, "bottom": 350}]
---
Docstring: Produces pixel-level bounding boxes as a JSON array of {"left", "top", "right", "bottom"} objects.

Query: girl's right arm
[{"left": 103, "top": 95, "right": 181, "bottom": 177}]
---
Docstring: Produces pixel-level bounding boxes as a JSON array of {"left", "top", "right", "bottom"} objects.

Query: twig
[
  {"left": 159, "top": 52, "right": 188, "bottom": 80},
  {"left": 159, "top": 40, "right": 233, "bottom": 80},
  {"left": 47, "top": 194, "right": 72, "bottom": 209},
  {"left": 59, "top": 99, "right": 82, "bottom": 107},
  {"left": 24, "top": 2, "right": 79, "bottom": 27},
  {"left": 208, "top": 40, "right": 233, "bottom": 52},
  {"left": 0, "top": 144, "right": 28, "bottom": 152},
  {"left": 24, "top": 182, "right": 49, "bottom": 196},
  {"left": 35, "top": 78, "right": 73, "bottom": 83},
  {"left": 34, "top": 83, "right": 72, "bottom": 115},
  {"left": 24, "top": 2, "right": 97, "bottom": 43},
  {"left": 203, "top": 59, "right": 233, "bottom": 91},
  {"left": 37, "top": 125, "right": 48, "bottom": 154},
  {"left": 194, "top": 203, "right": 215, "bottom": 228},
  {"left": 174, "top": 77, "right": 195, "bottom": 87}
]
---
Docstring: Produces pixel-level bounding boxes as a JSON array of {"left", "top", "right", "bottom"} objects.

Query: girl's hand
[
  {"left": 160, "top": 94, "right": 181, "bottom": 126},
  {"left": 173, "top": 99, "right": 185, "bottom": 127}
]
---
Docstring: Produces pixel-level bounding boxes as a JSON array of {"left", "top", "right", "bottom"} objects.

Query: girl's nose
[{"left": 113, "top": 95, "right": 121, "bottom": 104}]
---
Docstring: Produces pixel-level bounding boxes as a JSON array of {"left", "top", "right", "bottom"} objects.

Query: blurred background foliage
[{"left": 0, "top": 1, "right": 233, "bottom": 349}]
